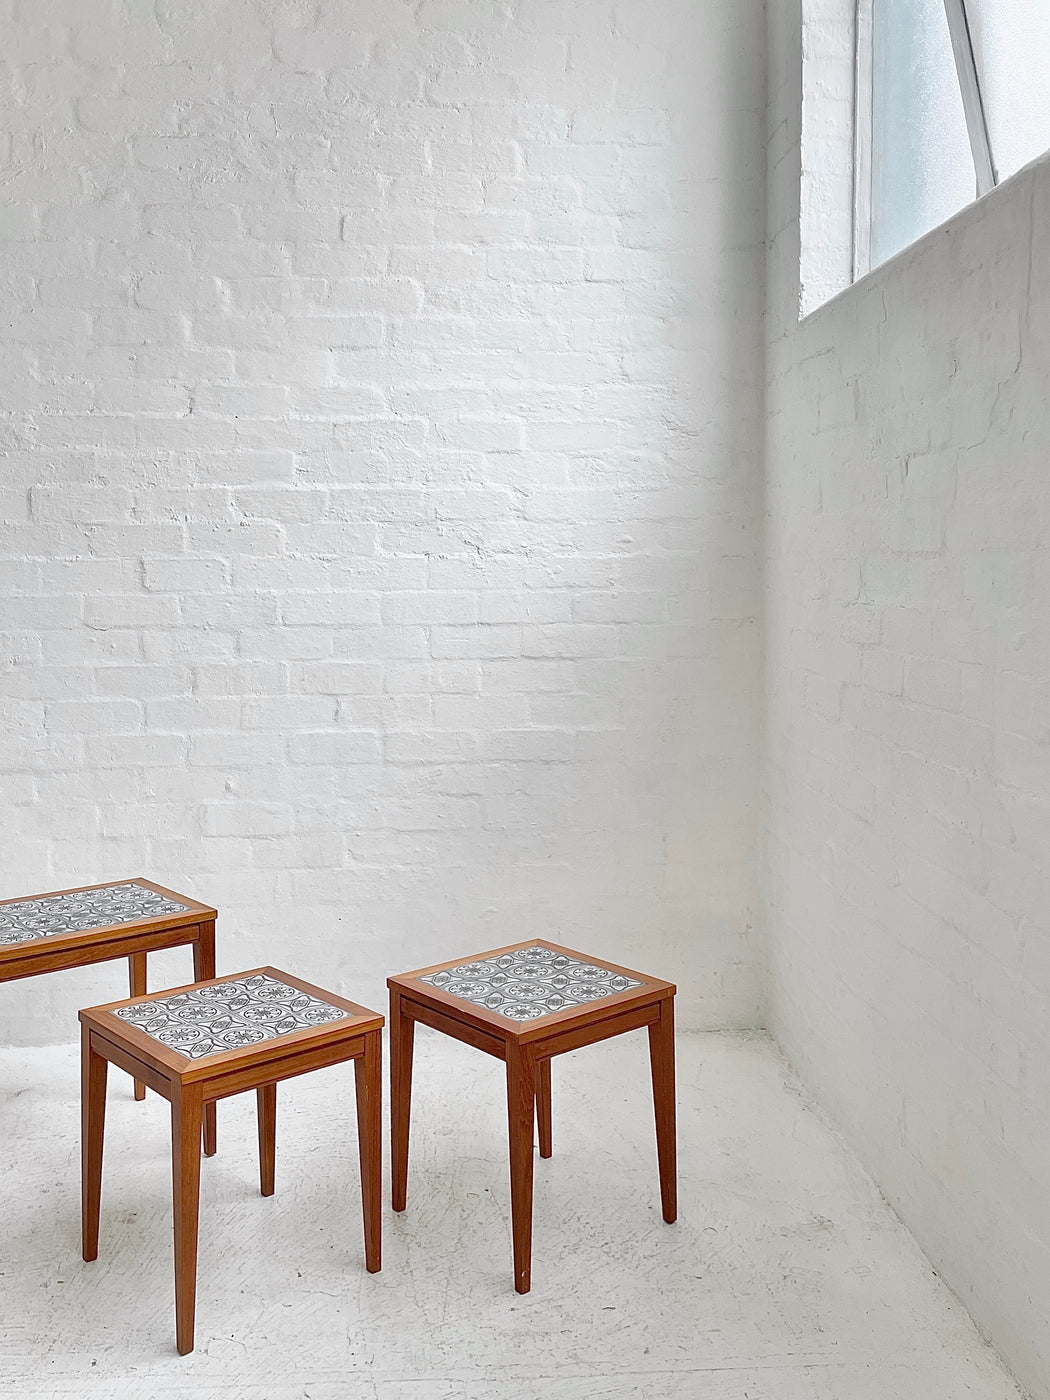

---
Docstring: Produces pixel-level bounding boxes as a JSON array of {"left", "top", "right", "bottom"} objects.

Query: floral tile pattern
[
  {"left": 419, "top": 944, "right": 643, "bottom": 1022},
  {"left": 112, "top": 972, "right": 349, "bottom": 1059},
  {"left": 0, "top": 882, "right": 189, "bottom": 947}
]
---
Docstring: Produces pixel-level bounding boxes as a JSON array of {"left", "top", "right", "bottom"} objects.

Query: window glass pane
[
  {"left": 968, "top": 0, "right": 1050, "bottom": 182},
  {"left": 871, "top": 0, "right": 977, "bottom": 268}
]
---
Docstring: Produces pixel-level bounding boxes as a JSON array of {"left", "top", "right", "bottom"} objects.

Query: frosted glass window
[
  {"left": 849, "top": 0, "right": 1050, "bottom": 291},
  {"left": 968, "top": 0, "right": 1050, "bottom": 181},
  {"left": 871, "top": 0, "right": 977, "bottom": 268}
]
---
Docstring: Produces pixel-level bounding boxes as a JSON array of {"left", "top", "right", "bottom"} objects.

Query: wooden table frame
[
  {"left": 388, "top": 939, "right": 676, "bottom": 1294},
  {"left": 79, "top": 966, "right": 384, "bottom": 1355},
  {"left": 0, "top": 878, "right": 218, "bottom": 1150}
]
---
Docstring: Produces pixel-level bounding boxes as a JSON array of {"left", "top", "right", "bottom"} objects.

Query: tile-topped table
[
  {"left": 388, "top": 939, "right": 677, "bottom": 1294},
  {"left": 0, "top": 878, "right": 218, "bottom": 1146},
  {"left": 80, "top": 967, "right": 383, "bottom": 1355}
]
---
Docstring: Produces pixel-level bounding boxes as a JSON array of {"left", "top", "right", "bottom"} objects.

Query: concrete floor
[{"left": 0, "top": 1030, "right": 1026, "bottom": 1400}]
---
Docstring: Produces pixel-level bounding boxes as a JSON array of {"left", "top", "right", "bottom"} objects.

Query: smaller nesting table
[
  {"left": 0, "top": 878, "right": 218, "bottom": 1145},
  {"left": 388, "top": 940, "right": 676, "bottom": 1294},
  {"left": 80, "top": 966, "right": 383, "bottom": 1354}
]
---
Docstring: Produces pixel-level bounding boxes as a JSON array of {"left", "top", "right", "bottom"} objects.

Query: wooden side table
[
  {"left": 0, "top": 878, "right": 218, "bottom": 1150},
  {"left": 388, "top": 939, "right": 676, "bottom": 1294},
  {"left": 79, "top": 966, "right": 383, "bottom": 1355}
]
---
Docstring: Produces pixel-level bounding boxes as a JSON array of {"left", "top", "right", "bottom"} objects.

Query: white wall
[
  {"left": 0, "top": 0, "right": 766, "bottom": 1040},
  {"left": 766, "top": 4, "right": 1050, "bottom": 1394}
]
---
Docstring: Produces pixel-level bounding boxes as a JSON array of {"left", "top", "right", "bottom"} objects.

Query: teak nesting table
[
  {"left": 1, "top": 878, "right": 677, "bottom": 1350},
  {"left": 0, "top": 878, "right": 218, "bottom": 1145},
  {"left": 80, "top": 967, "right": 384, "bottom": 1354},
  {"left": 388, "top": 939, "right": 677, "bottom": 1293}
]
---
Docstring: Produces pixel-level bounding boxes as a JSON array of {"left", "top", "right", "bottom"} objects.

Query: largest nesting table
[{"left": 0, "top": 877, "right": 218, "bottom": 1150}]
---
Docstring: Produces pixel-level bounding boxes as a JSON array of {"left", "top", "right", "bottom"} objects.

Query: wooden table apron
[{"left": 394, "top": 985, "right": 665, "bottom": 1058}]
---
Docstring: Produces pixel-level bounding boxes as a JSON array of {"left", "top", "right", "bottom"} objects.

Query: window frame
[{"left": 852, "top": 0, "right": 1002, "bottom": 279}]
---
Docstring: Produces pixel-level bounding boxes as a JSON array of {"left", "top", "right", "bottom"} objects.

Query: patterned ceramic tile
[
  {"left": 0, "top": 882, "right": 190, "bottom": 947},
  {"left": 419, "top": 944, "right": 643, "bottom": 1022},
  {"left": 112, "top": 972, "right": 349, "bottom": 1059}
]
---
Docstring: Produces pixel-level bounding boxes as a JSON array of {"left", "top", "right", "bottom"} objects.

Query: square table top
[
  {"left": 389, "top": 939, "right": 674, "bottom": 1038},
  {"left": 111, "top": 970, "right": 349, "bottom": 1059},
  {"left": 81, "top": 966, "right": 383, "bottom": 1078},
  {"left": 0, "top": 878, "right": 214, "bottom": 950}
]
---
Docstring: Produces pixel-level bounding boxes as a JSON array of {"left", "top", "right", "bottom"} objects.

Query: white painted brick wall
[
  {"left": 767, "top": 3, "right": 1050, "bottom": 1392},
  {"left": 0, "top": 0, "right": 766, "bottom": 1040}
]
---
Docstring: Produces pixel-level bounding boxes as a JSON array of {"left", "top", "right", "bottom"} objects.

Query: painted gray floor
[{"left": 0, "top": 1031, "right": 1026, "bottom": 1399}]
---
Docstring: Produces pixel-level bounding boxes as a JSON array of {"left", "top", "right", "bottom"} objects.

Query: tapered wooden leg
[
  {"left": 81, "top": 1027, "right": 108, "bottom": 1262},
  {"left": 536, "top": 1056, "right": 552, "bottom": 1159},
  {"left": 172, "top": 1085, "right": 204, "bottom": 1355},
  {"left": 193, "top": 925, "right": 218, "bottom": 1157},
  {"left": 506, "top": 1041, "right": 536, "bottom": 1294},
  {"left": 355, "top": 1030, "right": 382, "bottom": 1272},
  {"left": 390, "top": 989, "right": 415, "bottom": 1212},
  {"left": 128, "top": 954, "right": 147, "bottom": 1100},
  {"left": 257, "top": 1083, "right": 276, "bottom": 1197},
  {"left": 648, "top": 997, "right": 677, "bottom": 1224}
]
